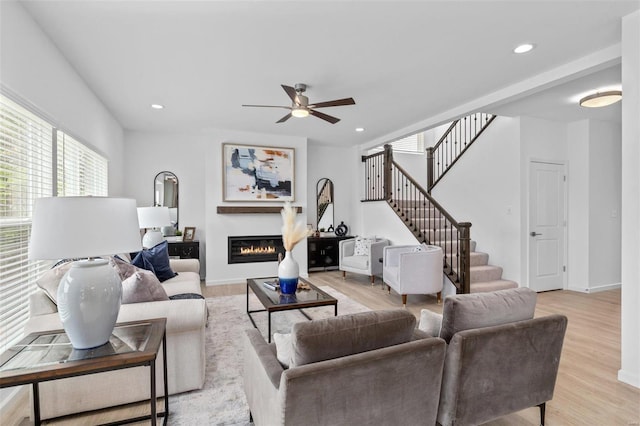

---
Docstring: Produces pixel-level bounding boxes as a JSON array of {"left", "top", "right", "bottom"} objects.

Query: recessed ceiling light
[
  {"left": 513, "top": 43, "right": 535, "bottom": 54},
  {"left": 151, "top": 104, "right": 164, "bottom": 109},
  {"left": 355, "top": 127, "right": 365, "bottom": 132},
  {"left": 579, "top": 90, "right": 622, "bottom": 108}
]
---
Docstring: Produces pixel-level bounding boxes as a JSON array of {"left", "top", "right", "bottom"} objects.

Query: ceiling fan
[{"left": 242, "top": 83, "right": 355, "bottom": 124}]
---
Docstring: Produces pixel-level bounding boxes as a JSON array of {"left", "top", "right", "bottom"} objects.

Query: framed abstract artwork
[{"left": 222, "top": 143, "right": 295, "bottom": 201}]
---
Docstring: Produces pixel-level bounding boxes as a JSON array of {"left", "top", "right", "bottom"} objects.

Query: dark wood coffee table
[
  {"left": 246, "top": 276, "right": 338, "bottom": 342},
  {"left": 0, "top": 318, "right": 168, "bottom": 426}
]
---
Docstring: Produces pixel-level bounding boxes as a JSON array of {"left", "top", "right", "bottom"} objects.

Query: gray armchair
[
  {"left": 419, "top": 287, "right": 567, "bottom": 426},
  {"left": 243, "top": 309, "right": 446, "bottom": 426},
  {"left": 339, "top": 237, "right": 390, "bottom": 284}
]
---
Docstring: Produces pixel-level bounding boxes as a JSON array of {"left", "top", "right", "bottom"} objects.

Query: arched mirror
[
  {"left": 154, "top": 171, "right": 179, "bottom": 233},
  {"left": 316, "top": 178, "right": 334, "bottom": 231}
]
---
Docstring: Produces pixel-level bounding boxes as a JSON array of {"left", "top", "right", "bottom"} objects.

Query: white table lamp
[
  {"left": 137, "top": 206, "right": 171, "bottom": 248},
  {"left": 29, "top": 197, "right": 142, "bottom": 349}
]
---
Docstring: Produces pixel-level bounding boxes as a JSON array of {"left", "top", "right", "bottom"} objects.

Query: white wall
[
  {"left": 588, "top": 120, "right": 622, "bottom": 289},
  {"left": 123, "top": 129, "right": 308, "bottom": 285},
  {"left": 566, "top": 119, "right": 622, "bottom": 292},
  {"left": 307, "top": 144, "right": 358, "bottom": 236},
  {"left": 0, "top": 2, "right": 125, "bottom": 195},
  {"left": 619, "top": 9, "right": 640, "bottom": 389},
  {"left": 431, "top": 117, "right": 522, "bottom": 283}
]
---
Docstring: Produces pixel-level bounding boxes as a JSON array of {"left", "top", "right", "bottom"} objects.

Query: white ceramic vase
[
  {"left": 57, "top": 258, "right": 122, "bottom": 349},
  {"left": 278, "top": 251, "right": 299, "bottom": 294}
]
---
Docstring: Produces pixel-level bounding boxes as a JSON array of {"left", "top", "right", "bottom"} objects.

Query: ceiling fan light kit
[
  {"left": 579, "top": 90, "right": 622, "bottom": 108},
  {"left": 242, "top": 83, "right": 355, "bottom": 124}
]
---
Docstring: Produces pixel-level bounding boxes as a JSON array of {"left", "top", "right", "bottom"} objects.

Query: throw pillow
[
  {"left": 36, "top": 260, "right": 74, "bottom": 305},
  {"left": 131, "top": 240, "right": 177, "bottom": 282},
  {"left": 354, "top": 237, "right": 374, "bottom": 256},
  {"left": 273, "top": 332, "right": 292, "bottom": 368},
  {"left": 121, "top": 270, "right": 169, "bottom": 304}
]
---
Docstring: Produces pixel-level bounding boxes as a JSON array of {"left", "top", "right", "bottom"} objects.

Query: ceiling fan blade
[
  {"left": 276, "top": 113, "right": 292, "bottom": 123},
  {"left": 281, "top": 85, "right": 298, "bottom": 103},
  {"left": 309, "top": 109, "right": 340, "bottom": 124},
  {"left": 242, "top": 104, "right": 290, "bottom": 109},
  {"left": 308, "top": 97, "right": 356, "bottom": 109}
]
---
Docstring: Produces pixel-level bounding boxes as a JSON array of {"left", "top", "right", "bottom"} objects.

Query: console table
[
  {"left": 167, "top": 240, "right": 199, "bottom": 260},
  {"left": 307, "top": 236, "right": 352, "bottom": 271},
  {"left": 0, "top": 318, "right": 168, "bottom": 425}
]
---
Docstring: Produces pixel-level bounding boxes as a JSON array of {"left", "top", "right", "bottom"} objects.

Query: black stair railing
[
  {"left": 362, "top": 145, "right": 471, "bottom": 293},
  {"left": 427, "top": 113, "right": 495, "bottom": 191}
]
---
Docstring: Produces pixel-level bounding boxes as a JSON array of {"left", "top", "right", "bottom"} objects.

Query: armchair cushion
[
  {"left": 273, "top": 332, "right": 293, "bottom": 368},
  {"left": 340, "top": 254, "right": 369, "bottom": 270},
  {"left": 439, "top": 287, "right": 536, "bottom": 344},
  {"left": 290, "top": 309, "right": 416, "bottom": 367},
  {"left": 354, "top": 236, "right": 375, "bottom": 255}
]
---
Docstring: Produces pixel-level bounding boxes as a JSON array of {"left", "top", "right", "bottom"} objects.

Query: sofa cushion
[
  {"left": 121, "top": 269, "right": 169, "bottom": 304},
  {"left": 341, "top": 254, "right": 369, "bottom": 270},
  {"left": 131, "top": 240, "right": 177, "bottom": 282},
  {"left": 439, "top": 287, "right": 537, "bottom": 343},
  {"left": 290, "top": 309, "right": 416, "bottom": 367},
  {"left": 35, "top": 261, "right": 74, "bottom": 305}
]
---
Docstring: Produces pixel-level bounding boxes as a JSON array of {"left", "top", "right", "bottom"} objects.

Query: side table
[{"left": 0, "top": 318, "right": 168, "bottom": 426}]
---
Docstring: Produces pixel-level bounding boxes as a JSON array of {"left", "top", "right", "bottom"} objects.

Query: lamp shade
[
  {"left": 28, "top": 197, "right": 142, "bottom": 260},
  {"left": 137, "top": 206, "right": 171, "bottom": 229}
]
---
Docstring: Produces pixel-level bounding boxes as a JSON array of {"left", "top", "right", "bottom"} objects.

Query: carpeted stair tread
[
  {"left": 470, "top": 280, "right": 519, "bottom": 293},
  {"left": 469, "top": 265, "right": 504, "bottom": 282}
]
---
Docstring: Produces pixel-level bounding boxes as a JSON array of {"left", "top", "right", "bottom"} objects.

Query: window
[
  {"left": 57, "top": 131, "right": 108, "bottom": 196},
  {"left": 0, "top": 93, "right": 108, "bottom": 353},
  {"left": 368, "top": 132, "right": 425, "bottom": 155}
]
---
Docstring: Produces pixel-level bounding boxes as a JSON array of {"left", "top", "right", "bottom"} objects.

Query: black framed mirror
[
  {"left": 154, "top": 171, "right": 179, "bottom": 233},
  {"left": 316, "top": 178, "right": 334, "bottom": 231}
]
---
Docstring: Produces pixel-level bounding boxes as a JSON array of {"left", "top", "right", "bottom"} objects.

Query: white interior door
[{"left": 529, "top": 161, "right": 566, "bottom": 292}]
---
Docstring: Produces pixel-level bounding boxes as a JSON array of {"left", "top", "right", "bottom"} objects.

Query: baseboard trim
[
  {"left": 618, "top": 369, "right": 640, "bottom": 389},
  {"left": 567, "top": 283, "right": 621, "bottom": 293}
]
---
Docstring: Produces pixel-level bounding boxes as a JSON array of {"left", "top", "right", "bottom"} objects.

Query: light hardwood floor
[{"left": 5, "top": 271, "right": 640, "bottom": 425}]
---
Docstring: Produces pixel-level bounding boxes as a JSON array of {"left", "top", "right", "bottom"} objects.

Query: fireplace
[{"left": 228, "top": 235, "right": 285, "bottom": 264}]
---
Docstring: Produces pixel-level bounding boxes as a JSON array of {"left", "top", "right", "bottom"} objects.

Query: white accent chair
[
  {"left": 339, "top": 237, "right": 390, "bottom": 284},
  {"left": 383, "top": 244, "right": 444, "bottom": 306}
]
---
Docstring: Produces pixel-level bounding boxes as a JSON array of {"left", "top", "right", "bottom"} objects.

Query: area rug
[{"left": 168, "top": 286, "right": 370, "bottom": 425}]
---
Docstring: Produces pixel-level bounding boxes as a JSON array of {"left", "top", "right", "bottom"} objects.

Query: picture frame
[
  {"left": 183, "top": 227, "right": 196, "bottom": 242},
  {"left": 222, "top": 143, "right": 294, "bottom": 202}
]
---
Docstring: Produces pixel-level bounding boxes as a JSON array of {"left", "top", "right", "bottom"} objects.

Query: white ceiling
[{"left": 18, "top": 0, "right": 639, "bottom": 147}]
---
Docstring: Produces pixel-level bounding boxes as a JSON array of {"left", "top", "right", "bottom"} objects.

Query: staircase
[
  {"left": 362, "top": 113, "right": 517, "bottom": 294},
  {"left": 396, "top": 202, "right": 517, "bottom": 293}
]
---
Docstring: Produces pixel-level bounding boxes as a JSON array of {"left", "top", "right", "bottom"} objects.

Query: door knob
[{"left": 530, "top": 232, "right": 542, "bottom": 237}]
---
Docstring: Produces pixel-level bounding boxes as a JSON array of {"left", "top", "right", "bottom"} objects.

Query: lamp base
[
  {"left": 57, "top": 259, "right": 122, "bottom": 349},
  {"left": 142, "top": 229, "right": 165, "bottom": 249}
]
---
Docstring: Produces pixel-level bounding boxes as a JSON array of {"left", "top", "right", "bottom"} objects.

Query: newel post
[
  {"left": 426, "top": 147, "right": 434, "bottom": 193},
  {"left": 458, "top": 222, "right": 472, "bottom": 294},
  {"left": 383, "top": 144, "right": 393, "bottom": 201}
]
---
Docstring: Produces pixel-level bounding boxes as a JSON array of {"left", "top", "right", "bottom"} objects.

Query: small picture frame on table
[{"left": 183, "top": 227, "right": 196, "bottom": 241}]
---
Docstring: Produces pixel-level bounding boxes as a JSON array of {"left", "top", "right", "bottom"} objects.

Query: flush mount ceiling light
[
  {"left": 151, "top": 104, "right": 164, "bottom": 109},
  {"left": 579, "top": 90, "right": 622, "bottom": 108},
  {"left": 355, "top": 127, "right": 365, "bottom": 132},
  {"left": 513, "top": 43, "right": 535, "bottom": 54}
]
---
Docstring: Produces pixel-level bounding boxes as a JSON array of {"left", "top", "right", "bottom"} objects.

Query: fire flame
[{"left": 240, "top": 245, "right": 276, "bottom": 255}]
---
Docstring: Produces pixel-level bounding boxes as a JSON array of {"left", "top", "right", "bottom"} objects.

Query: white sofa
[{"left": 24, "top": 258, "right": 207, "bottom": 420}]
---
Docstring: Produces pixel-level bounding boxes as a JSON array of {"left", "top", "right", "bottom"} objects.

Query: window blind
[
  {"left": 0, "top": 95, "right": 53, "bottom": 353},
  {"left": 368, "top": 132, "right": 425, "bottom": 155},
  {"left": 57, "top": 131, "right": 108, "bottom": 196}
]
